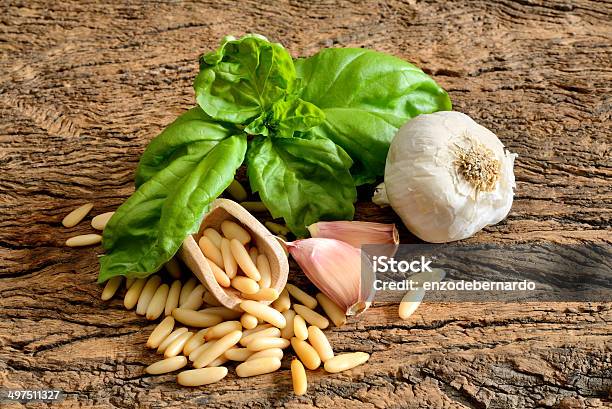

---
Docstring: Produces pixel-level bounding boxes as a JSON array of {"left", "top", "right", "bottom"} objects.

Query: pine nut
[
  {"left": 246, "top": 337, "right": 290, "bottom": 351},
  {"left": 209, "top": 356, "right": 228, "bottom": 367},
  {"left": 272, "top": 288, "right": 291, "bottom": 312},
  {"left": 157, "top": 327, "right": 188, "bottom": 353},
  {"left": 199, "top": 307, "right": 242, "bottom": 320},
  {"left": 221, "top": 220, "right": 251, "bottom": 245},
  {"left": 307, "top": 326, "right": 334, "bottom": 362},
  {"left": 165, "top": 280, "right": 181, "bottom": 316},
  {"left": 62, "top": 203, "right": 94, "bottom": 228},
  {"left": 179, "top": 277, "right": 197, "bottom": 305},
  {"left": 280, "top": 310, "right": 296, "bottom": 339},
  {"left": 124, "top": 278, "right": 147, "bottom": 310},
  {"left": 177, "top": 367, "right": 228, "bottom": 387},
  {"left": 91, "top": 211, "right": 114, "bottom": 231},
  {"left": 193, "top": 330, "right": 242, "bottom": 368},
  {"left": 316, "top": 293, "right": 346, "bottom": 327},
  {"left": 264, "top": 221, "right": 290, "bottom": 236},
  {"left": 125, "top": 277, "right": 135, "bottom": 289},
  {"left": 203, "top": 228, "right": 223, "bottom": 248},
  {"left": 291, "top": 358, "right": 307, "bottom": 396},
  {"left": 256, "top": 254, "right": 271, "bottom": 288},
  {"left": 226, "top": 179, "right": 248, "bottom": 202},
  {"left": 136, "top": 275, "right": 162, "bottom": 315},
  {"left": 180, "top": 284, "right": 205, "bottom": 310},
  {"left": 145, "top": 356, "right": 187, "bottom": 375},
  {"left": 241, "top": 288, "right": 279, "bottom": 302},
  {"left": 204, "top": 256, "right": 230, "bottom": 287},
  {"left": 399, "top": 287, "right": 425, "bottom": 320},
  {"left": 220, "top": 238, "right": 238, "bottom": 279},
  {"left": 65, "top": 234, "right": 102, "bottom": 247},
  {"left": 286, "top": 284, "right": 317, "bottom": 310},
  {"left": 146, "top": 283, "right": 169, "bottom": 320},
  {"left": 240, "top": 300, "right": 286, "bottom": 328},
  {"left": 293, "top": 304, "right": 329, "bottom": 329},
  {"left": 199, "top": 236, "right": 224, "bottom": 268},
  {"left": 231, "top": 276, "right": 260, "bottom": 294},
  {"left": 240, "top": 323, "right": 272, "bottom": 338},
  {"left": 236, "top": 357, "right": 281, "bottom": 377},
  {"left": 241, "top": 313, "right": 259, "bottom": 330},
  {"left": 248, "top": 247, "right": 259, "bottom": 265},
  {"left": 165, "top": 258, "right": 182, "bottom": 279},
  {"left": 230, "top": 239, "right": 260, "bottom": 281},
  {"left": 172, "top": 308, "right": 223, "bottom": 328},
  {"left": 205, "top": 321, "right": 242, "bottom": 340},
  {"left": 324, "top": 352, "right": 370, "bottom": 373},
  {"left": 224, "top": 347, "right": 253, "bottom": 361},
  {"left": 290, "top": 337, "right": 321, "bottom": 370},
  {"left": 240, "top": 327, "right": 281, "bottom": 347},
  {"left": 202, "top": 291, "right": 222, "bottom": 306},
  {"left": 146, "top": 316, "right": 175, "bottom": 349},
  {"left": 247, "top": 348, "right": 283, "bottom": 361},
  {"left": 101, "top": 276, "right": 122, "bottom": 301},
  {"left": 189, "top": 340, "right": 215, "bottom": 362},
  {"left": 240, "top": 201, "right": 268, "bottom": 213},
  {"left": 164, "top": 331, "right": 193, "bottom": 358},
  {"left": 293, "top": 315, "right": 308, "bottom": 341},
  {"left": 183, "top": 329, "right": 208, "bottom": 355}
]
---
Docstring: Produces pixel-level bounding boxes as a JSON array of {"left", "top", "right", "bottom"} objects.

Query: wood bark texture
[{"left": 0, "top": 1, "right": 610, "bottom": 408}]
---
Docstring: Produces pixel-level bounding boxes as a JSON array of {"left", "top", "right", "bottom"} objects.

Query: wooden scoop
[{"left": 178, "top": 198, "right": 289, "bottom": 311}]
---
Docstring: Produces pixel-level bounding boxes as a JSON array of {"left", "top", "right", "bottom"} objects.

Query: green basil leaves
[
  {"left": 295, "top": 48, "right": 453, "bottom": 185},
  {"left": 195, "top": 35, "right": 302, "bottom": 130},
  {"left": 247, "top": 135, "right": 356, "bottom": 237},
  {"left": 99, "top": 113, "right": 246, "bottom": 282},
  {"left": 99, "top": 35, "right": 451, "bottom": 281}
]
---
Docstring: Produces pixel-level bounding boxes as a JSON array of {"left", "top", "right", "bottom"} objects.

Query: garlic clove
[
  {"left": 307, "top": 221, "right": 399, "bottom": 257},
  {"left": 287, "top": 238, "right": 375, "bottom": 316}
]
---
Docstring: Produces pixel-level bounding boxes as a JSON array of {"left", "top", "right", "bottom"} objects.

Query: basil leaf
[
  {"left": 135, "top": 107, "right": 236, "bottom": 187},
  {"left": 99, "top": 134, "right": 247, "bottom": 282},
  {"left": 247, "top": 135, "right": 356, "bottom": 237},
  {"left": 194, "top": 34, "right": 298, "bottom": 126},
  {"left": 295, "top": 48, "right": 452, "bottom": 185},
  {"left": 244, "top": 97, "right": 325, "bottom": 138}
]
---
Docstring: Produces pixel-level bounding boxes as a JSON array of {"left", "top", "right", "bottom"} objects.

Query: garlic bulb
[{"left": 378, "top": 111, "right": 517, "bottom": 243}]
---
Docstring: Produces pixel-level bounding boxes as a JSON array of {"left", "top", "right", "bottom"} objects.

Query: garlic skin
[
  {"left": 382, "top": 111, "right": 517, "bottom": 243},
  {"left": 287, "top": 238, "right": 374, "bottom": 316}
]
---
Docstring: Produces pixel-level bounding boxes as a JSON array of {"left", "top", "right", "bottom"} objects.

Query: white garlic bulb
[{"left": 378, "top": 111, "right": 517, "bottom": 243}]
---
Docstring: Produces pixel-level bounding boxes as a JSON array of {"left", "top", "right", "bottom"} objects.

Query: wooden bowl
[{"left": 177, "top": 198, "right": 289, "bottom": 311}]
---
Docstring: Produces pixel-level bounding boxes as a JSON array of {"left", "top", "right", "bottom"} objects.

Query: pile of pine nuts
[
  {"left": 198, "top": 221, "right": 276, "bottom": 299},
  {"left": 61, "top": 199, "right": 371, "bottom": 393},
  {"left": 101, "top": 267, "right": 369, "bottom": 392},
  {"left": 99, "top": 220, "right": 370, "bottom": 394}
]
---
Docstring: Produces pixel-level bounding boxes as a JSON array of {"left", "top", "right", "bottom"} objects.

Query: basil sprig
[{"left": 99, "top": 34, "right": 451, "bottom": 281}]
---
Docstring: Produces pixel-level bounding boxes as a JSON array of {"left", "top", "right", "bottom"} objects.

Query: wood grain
[{"left": 0, "top": 0, "right": 610, "bottom": 408}]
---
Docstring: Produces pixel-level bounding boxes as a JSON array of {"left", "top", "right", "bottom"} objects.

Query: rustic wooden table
[{"left": 1, "top": 1, "right": 610, "bottom": 408}]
